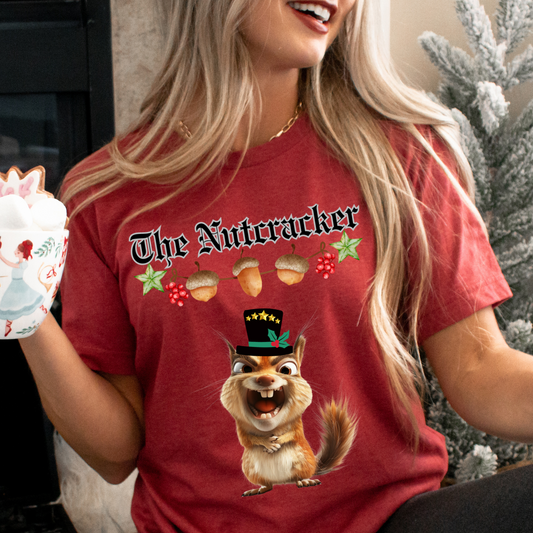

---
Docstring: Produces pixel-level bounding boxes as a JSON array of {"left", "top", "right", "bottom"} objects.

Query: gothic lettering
[
  {"left": 310, "top": 204, "right": 332, "bottom": 235},
  {"left": 130, "top": 231, "right": 155, "bottom": 265},
  {"left": 130, "top": 204, "right": 360, "bottom": 267},
  {"left": 196, "top": 219, "right": 223, "bottom": 255}
]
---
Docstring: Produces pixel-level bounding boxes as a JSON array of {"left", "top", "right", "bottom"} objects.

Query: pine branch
[
  {"left": 455, "top": 445, "right": 498, "bottom": 483},
  {"left": 484, "top": 434, "right": 533, "bottom": 468},
  {"left": 438, "top": 83, "right": 478, "bottom": 116},
  {"left": 507, "top": 44, "right": 533, "bottom": 86},
  {"left": 503, "top": 319, "right": 533, "bottom": 352},
  {"left": 418, "top": 31, "right": 479, "bottom": 88},
  {"left": 451, "top": 109, "right": 492, "bottom": 211},
  {"left": 456, "top": 0, "right": 508, "bottom": 83},
  {"left": 490, "top": 205, "right": 533, "bottom": 246},
  {"left": 496, "top": 0, "right": 533, "bottom": 53},
  {"left": 496, "top": 237, "right": 533, "bottom": 285},
  {"left": 494, "top": 127, "right": 533, "bottom": 214},
  {"left": 474, "top": 81, "right": 510, "bottom": 134},
  {"left": 497, "top": 98, "right": 533, "bottom": 162}
]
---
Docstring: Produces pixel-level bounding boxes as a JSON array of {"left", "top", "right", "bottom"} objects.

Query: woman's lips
[{"left": 289, "top": 6, "right": 330, "bottom": 34}]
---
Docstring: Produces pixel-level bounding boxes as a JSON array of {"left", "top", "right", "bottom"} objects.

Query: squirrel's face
[{"left": 221, "top": 336, "right": 312, "bottom": 432}]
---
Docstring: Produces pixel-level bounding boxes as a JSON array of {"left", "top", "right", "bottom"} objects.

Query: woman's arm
[
  {"left": 423, "top": 306, "right": 533, "bottom": 443},
  {"left": 0, "top": 252, "right": 20, "bottom": 268},
  {"left": 18, "top": 313, "right": 144, "bottom": 484}
]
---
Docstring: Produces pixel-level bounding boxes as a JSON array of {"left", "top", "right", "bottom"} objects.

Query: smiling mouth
[
  {"left": 247, "top": 388, "right": 285, "bottom": 419},
  {"left": 288, "top": 2, "right": 332, "bottom": 23}
]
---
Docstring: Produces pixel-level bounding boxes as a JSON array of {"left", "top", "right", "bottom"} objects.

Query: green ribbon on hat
[{"left": 249, "top": 329, "right": 290, "bottom": 349}]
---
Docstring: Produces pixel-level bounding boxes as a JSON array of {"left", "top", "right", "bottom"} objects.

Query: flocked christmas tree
[{"left": 418, "top": 0, "right": 533, "bottom": 482}]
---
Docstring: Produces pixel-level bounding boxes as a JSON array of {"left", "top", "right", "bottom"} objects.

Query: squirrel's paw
[
  {"left": 297, "top": 479, "right": 321, "bottom": 488},
  {"left": 242, "top": 485, "right": 272, "bottom": 497},
  {"left": 262, "top": 436, "right": 281, "bottom": 454}
]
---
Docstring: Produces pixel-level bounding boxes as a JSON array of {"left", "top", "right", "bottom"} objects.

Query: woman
[
  {"left": 18, "top": 0, "right": 533, "bottom": 531},
  {"left": 0, "top": 239, "right": 44, "bottom": 336}
]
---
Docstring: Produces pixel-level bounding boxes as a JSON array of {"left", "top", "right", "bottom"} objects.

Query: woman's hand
[{"left": 423, "top": 306, "right": 533, "bottom": 443}]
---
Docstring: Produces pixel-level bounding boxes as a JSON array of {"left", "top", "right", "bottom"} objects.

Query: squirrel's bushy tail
[{"left": 315, "top": 399, "right": 357, "bottom": 476}]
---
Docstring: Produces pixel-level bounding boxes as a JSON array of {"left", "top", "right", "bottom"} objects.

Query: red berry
[
  {"left": 330, "top": 262, "right": 335, "bottom": 269},
  {"left": 324, "top": 259, "right": 330, "bottom": 265},
  {"left": 179, "top": 290, "right": 187, "bottom": 297},
  {"left": 323, "top": 272, "right": 330, "bottom": 280},
  {"left": 330, "top": 267, "right": 335, "bottom": 274},
  {"left": 317, "top": 257, "right": 324, "bottom": 263},
  {"left": 324, "top": 252, "right": 332, "bottom": 260},
  {"left": 183, "top": 293, "right": 189, "bottom": 299},
  {"left": 330, "top": 254, "right": 336, "bottom": 260},
  {"left": 168, "top": 293, "right": 174, "bottom": 299},
  {"left": 173, "top": 288, "right": 179, "bottom": 294},
  {"left": 316, "top": 264, "right": 324, "bottom": 272},
  {"left": 178, "top": 284, "right": 184, "bottom": 290},
  {"left": 325, "top": 264, "right": 331, "bottom": 271},
  {"left": 169, "top": 282, "right": 176, "bottom": 289},
  {"left": 165, "top": 284, "right": 170, "bottom": 291},
  {"left": 177, "top": 299, "right": 185, "bottom": 307},
  {"left": 170, "top": 298, "right": 176, "bottom": 304}
]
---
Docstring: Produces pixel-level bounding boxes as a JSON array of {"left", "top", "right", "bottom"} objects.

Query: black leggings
[{"left": 379, "top": 465, "right": 533, "bottom": 533}]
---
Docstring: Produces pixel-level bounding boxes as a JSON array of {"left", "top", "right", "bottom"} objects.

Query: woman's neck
[{"left": 232, "top": 67, "right": 300, "bottom": 151}]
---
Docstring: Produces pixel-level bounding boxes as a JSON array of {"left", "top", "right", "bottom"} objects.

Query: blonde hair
[{"left": 62, "top": 0, "right": 480, "bottom": 447}]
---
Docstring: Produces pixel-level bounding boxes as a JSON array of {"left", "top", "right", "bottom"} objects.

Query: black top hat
[{"left": 236, "top": 309, "right": 293, "bottom": 356}]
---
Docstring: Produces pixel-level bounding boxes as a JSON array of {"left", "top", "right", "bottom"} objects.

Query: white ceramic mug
[{"left": 0, "top": 229, "right": 69, "bottom": 339}]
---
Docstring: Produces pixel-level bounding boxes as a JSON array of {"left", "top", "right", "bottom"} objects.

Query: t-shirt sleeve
[
  {"left": 392, "top": 125, "right": 513, "bottom": 344},
  {"left": 61, "top": 172, "right": 136, "bottom": 375}
]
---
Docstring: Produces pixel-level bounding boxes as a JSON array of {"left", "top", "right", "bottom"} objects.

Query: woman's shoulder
[{"left": 379, "top": 120, "right": 441, "bottom": 158}]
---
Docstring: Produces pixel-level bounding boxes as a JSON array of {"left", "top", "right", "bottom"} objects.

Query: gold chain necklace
[
  {"left": 268, "top": 101, "right": 303, "bottom": 141},
  {"left": 178, "top": 102, "right": 303, "bottom": 142}
]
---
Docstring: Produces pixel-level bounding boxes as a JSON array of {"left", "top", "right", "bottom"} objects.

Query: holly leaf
[
  {"left": 279, "top": 330, "right": 290, "bottom": 342},
  {"left": 135, "top": 264, "right": 167, "bottom": 295},
  {"left": 330, "top": 232, "right": 362, "bottom": 262},
  {"left": 268, "top": 329, "right": 277, "bottom": 342}
]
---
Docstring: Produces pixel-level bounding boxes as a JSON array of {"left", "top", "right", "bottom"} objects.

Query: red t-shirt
[{"left": 61, "top": 116, "right": 511, "bottom": 533}]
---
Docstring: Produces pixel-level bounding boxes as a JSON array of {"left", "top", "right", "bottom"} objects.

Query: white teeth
[
  {"left": 267, "top": 390, "right": 274, "bottom": 398},
  {"left": 252, "top": 406, "right": 281, "bottom": 419},
  {"left": 260, "top": 391, "right": 268, "bottom": 398},
  {"left": 289, "top": 2, "right": 331, "bottom": 22}
]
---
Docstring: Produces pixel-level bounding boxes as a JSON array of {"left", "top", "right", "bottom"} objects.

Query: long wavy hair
[{"left": 61, "top": 0, "right": 482, "bottom": 447}]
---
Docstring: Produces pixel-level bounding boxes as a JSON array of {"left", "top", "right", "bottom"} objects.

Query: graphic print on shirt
[
  {"left": 128, "top": 203, "right": 363, "bottom": 495},
  {"left": 130, "top": 202, "right": 363, "bottom": 307},
  {"left": 220, "top": 309, "right": 358, "bottom": 497}
]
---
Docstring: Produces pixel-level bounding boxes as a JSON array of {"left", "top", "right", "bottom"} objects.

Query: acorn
[
  {"left": 233, "top": 256, "right": 262, "bottom": 297},
  {"left": 186, "top": 267, "right": 220, "bottom": 302},
  {"left": 275, "top": 253, "right": 310, "bottom": 285}
]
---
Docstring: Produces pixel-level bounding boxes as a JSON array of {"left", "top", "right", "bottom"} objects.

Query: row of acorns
[{"left": 182, "top": 248, "right": 336, "bottom": 302}]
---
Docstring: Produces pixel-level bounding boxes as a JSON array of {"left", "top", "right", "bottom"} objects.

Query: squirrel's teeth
[
  {"left": 260, "top": 391, "right": 268, "bottom": 398},
  {"left": 250, "top": 406, "right": 259, "bottom": 416},
  {"left": 261, "top": 413, "right": 273, "bottom": 419},
  {"left": 267, "top": 390, "right": 274, "bottom": 398}
]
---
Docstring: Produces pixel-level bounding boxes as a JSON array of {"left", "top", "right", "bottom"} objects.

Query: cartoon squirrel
[{"left": 221, "top": 310, "right": 357, "bottom": 497}]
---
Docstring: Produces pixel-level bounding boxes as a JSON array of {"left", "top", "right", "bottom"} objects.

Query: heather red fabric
[{"left": 61, "top": 116, "right": 512, "bottom": 533}]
